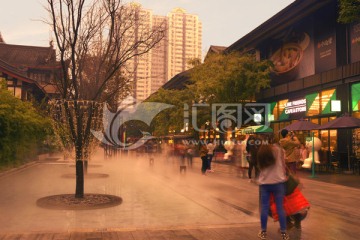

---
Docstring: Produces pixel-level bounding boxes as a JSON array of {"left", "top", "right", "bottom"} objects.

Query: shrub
[{"left": 0, "top": 87, "right": 54, "bottom": 169}]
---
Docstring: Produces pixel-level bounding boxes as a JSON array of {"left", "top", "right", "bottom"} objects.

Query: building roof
[
  {"left": 162, "top": 44, "right": 230, "bottom": 91},
  {"left": 225, "top": 0, "right": 334, "bottom": 53},
  {"left": 0, "top": 58, "right": 58, "bottom": 95},
  {"left": 0, "top": 42, "right": 58, "bottom": 68},
  {"left": 204, "top": 45, "right": 227, "bottom": 61},
  {"left": 162, "top": 69, "right": 192, "bottom": 90},
  {"left": 207, "top": 45, "right": 227, "bottom": 54},
  {"left": 0, "top": 32, "right": 4, "bottom": 43},
  {"left": 0, "top": 58, "right": 33, "bottom": 83},
  {"left": 0, "top": 38, "right": 60, "bottom": 96},
  {"left": 161, "top": 45, "right": 228, "bottom": 91}
]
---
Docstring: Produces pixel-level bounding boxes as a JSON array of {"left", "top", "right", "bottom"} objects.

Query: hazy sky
[{"left": 0, "top": 0, "right": 294, "bottom": 56}]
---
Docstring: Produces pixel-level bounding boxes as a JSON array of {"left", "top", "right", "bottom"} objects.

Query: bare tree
[{"left": 46, "top": 0, "right": 165, "bottom": 198}]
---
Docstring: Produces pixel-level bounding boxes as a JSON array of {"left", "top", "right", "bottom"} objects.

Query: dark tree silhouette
[{"left": 45, "top": 0, "right": 165, "bottom": 198}]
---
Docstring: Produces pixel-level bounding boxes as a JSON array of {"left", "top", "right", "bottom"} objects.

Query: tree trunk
[
  {"left": 75, "top": 160, "right": 84, "bottom": 198},
  {"left": 84, "top": 160, "right": 88, "bottom": 175}
]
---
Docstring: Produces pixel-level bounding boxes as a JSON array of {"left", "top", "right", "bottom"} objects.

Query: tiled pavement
[{"left": 0, "top": 153, "right": 359, "bottom": 240}]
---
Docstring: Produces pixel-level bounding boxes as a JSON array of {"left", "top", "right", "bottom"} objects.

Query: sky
[{"left": 0, "top": 0, "right": 295, "bottom": 56}]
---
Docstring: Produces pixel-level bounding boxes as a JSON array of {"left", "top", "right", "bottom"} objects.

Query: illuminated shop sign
[
  {"left": 330, "top": 100, "right": 341, "bottom": 112},
  {"left": 285, "top": 99, "right": 307, "bottom": 114}
]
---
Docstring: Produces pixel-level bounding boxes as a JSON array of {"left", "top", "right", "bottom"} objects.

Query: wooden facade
[{"left": 0, "top": 36, "right": 60, "bottom": 101}]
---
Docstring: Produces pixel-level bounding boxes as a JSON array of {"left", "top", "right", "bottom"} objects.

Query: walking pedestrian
[
  {"left": 257, "top": 135, "right": 289, "bottom": 240},
  {"left": 199, "top": 141, "right": 209, "bottom": 175},
  {"left": 186, "top": 143, "right": 195, "bottom": 168},
  {"left": 233, "top": 136, "right": 246, "bottom": 177},
  {"left": 246, "top": 135, "right": 261, "bottom": 182},
  {"left": 206, "top": 141, "right": 215, "bottom": 172}
]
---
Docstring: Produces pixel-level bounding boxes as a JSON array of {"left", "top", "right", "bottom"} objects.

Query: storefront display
[{"left": 352, "top": 128, "right": 360, "bottom": 158}]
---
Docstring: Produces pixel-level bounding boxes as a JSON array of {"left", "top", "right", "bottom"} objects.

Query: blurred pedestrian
[
  {"left": 199, "top": 141, "right": 209, "bottom": 175},
  {"left": 206, "top": 141, "right": 216, "bottom": 173},
  {"left": 246, "top": 135, "right": 261, "bottom": 182},
  {"left": 257, "top": 135, "right": 289, "bottom": 240},
  {"left": 299, "top": 143, "right": 308, "bottom": 163},
  {"left": 233, "top": 136, "right": 246, "bottom": 177},
  {"left": 279, "top": 129, "right": 300, "bottom": 174},
  {"left": 186, "top": 143, "right": 195, "bottom": 168}
]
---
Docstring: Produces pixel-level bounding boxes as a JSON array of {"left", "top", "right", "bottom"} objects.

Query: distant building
[
  {"left": 124, "top": 3, "right": 154, "bottom": 102},
  {"left": 125, "top": 4, "right": 202, "bottom": 102},
  {"left": 161, "top": 45, "right": 226, "bottom": 91},
  {"left": 166, "top": 8, "right": 202, "bottom": 82},
  {"left": 150, "top": 15, "right": 168, "bottom": 95},
  {"left": 0, "top": 3, "right": 203, "bottom": 104},
  {"left": 0, "top": 33, "right": 60, "bottom": 101}
]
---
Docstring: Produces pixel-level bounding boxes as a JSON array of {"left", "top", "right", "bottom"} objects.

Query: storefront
[
  {"left": 270, "top": 82, "right": 360, "bottom": 164},
  {"left": 225, "top": 0, "right": 360, "bottom": 170}
]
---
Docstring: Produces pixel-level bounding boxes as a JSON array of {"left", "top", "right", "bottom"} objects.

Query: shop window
[
  {"left": 320, "top": 130, "right": 330, "bottom": 151},
  {"left": 322, "top": 129, "right": 337, "bottom": 152},
  {"left": 320, "top": 117, "right": 328, "bottom": 125},
  {"left": 319, "top": 116, "right": 337, "bottom": 154},
  {"left": 272, "top": 123, "right": 280, "bottom": 138},
  {"left": 329, "top": 130, "right": 337, "bottom": 152}
]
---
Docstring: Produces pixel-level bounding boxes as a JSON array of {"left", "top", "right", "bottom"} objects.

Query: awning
[{"left": 241, "top": 125, "right": 273, "bottom": 134}]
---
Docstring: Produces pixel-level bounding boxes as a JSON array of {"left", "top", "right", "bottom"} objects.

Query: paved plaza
[{"left": 0, "top": 151, "right": 359, "bottom": 239}]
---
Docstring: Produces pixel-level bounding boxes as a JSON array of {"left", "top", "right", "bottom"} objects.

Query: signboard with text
[{"left": 285, "top": 99, "right": 307, "bottom": 115}]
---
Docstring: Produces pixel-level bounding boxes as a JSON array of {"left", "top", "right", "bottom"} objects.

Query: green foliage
[
  {"left": 338, "top": 0, "right": 360, "bottom": 24},
  {"left": 146, "top": 53, "right": 272, "bottom": 136},
  {"left": 187, "top": 58, "right": 202, "bottom": 67},
  {"left": 146, "top": 88, "right": 195, "bottom": 136},
  {"left": 0, "top": 87, "right": 54, "bottom": 168},
  {"left": 188, "top": 52, "right": 272, "bottom": 104}
]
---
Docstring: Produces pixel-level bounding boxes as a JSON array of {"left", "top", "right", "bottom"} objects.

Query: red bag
[{"left": 270, "top": 187, "right": 310, "bottom": 221}]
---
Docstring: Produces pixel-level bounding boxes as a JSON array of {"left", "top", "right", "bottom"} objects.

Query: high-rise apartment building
[
  {"left": 150, "top": 15, "right": 168, "bottom": 95},
  {"left": 124, "top": 3, "right": 153, "bottom": 102},
  {"left": 166, "top": 8, "right": 202, "bottom": 81},
  {"left": 125, "top": 4, "right": 202, "bottom": 102}
]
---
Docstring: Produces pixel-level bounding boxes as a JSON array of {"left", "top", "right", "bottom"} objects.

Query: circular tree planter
[
  {"left": 37, "top": 194, "right": 122, "bottom": 210},
  {"left": 61, "top": 173, "right": 109, "bottom": 179},
  {"left": 68, "top": 164, "right": 103, "bottom": 168}
]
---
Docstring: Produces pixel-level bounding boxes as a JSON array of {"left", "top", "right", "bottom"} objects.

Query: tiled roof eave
[{"left": 0, "top": 60, "right": 58, "bottom": 95}]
